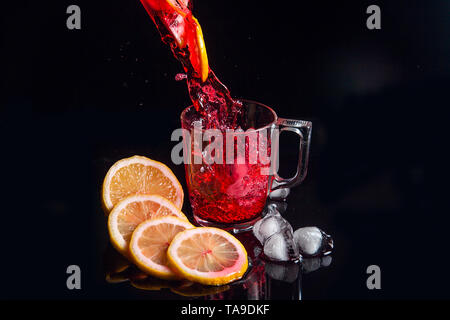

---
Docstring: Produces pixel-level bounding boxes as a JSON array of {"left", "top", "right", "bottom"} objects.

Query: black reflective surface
[{"left": 97, "top": 201, "right": 332, "bottom": 301}]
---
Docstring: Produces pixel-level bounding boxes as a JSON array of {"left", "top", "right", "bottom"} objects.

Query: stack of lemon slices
[{"left": 102, "top": 155, "right": 248, "bottom": 286}]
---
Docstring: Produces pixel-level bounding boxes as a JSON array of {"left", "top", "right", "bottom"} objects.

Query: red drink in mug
[{"left": 181, "top": 100, "right": 311, "bottom": 230}]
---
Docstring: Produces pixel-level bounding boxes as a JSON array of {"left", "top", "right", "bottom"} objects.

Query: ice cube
[
  {"left": 265, "top": 201, "right": 287, "bottom": 215},
  {"left": 269, "top": 180, "right": 290, "bottom": 200},
  {"left": 265, "top": 262, "right": 300, "bottom": 283},
  {"left": 294, "top": 227, "right": 334, "bottom": 257},
  {"left": 253, "top": 215, "right": 292, "bottom": 245},
  {"left": 263, "top": 227, "right": 300, "bottom": 262},
  {"left": 293, "top": 227, "right": 322, "bottom": 256}
]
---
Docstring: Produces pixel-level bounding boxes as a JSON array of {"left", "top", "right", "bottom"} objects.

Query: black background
[{"left": 2, "top": 0, "right": 449, "bottom": 300}]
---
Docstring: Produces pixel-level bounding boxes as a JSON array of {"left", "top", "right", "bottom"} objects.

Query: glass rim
[{"left": 180, "top": 99, "right": 278, "bottom": 133}]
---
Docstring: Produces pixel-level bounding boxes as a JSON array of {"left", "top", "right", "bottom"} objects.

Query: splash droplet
[{"left": 175, "top": 73, "right": 187, "bottom": 81}]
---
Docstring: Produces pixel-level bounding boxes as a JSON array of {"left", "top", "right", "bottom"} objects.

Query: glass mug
[{"left": 181, "top": 100, "right": 312, "bottom": 231}]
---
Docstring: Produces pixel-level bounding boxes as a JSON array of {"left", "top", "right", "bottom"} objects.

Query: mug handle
[{"left": 271, "top": 118, "right": 312, "bottom": 191}]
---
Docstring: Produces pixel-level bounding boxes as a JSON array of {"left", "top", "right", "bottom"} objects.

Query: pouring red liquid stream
[
  {"left": 140, "top": 0, "right": 270, "bottom": 224},
  {"left": 139, "top": 0, "right": 243, "bottom": 129}
]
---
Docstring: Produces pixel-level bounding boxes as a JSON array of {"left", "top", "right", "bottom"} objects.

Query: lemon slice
[
  {"left": 108, "top": 194, "right": 188, "bottom": 256},
  {"left": 167, "top": 227, "right": 248, "bottom": 286},
  {"left": 186, "top": 16, "right": 209, "bottom": 82},
  {"left": 129, "top": 216, "right": 195, "bottom": 279},
  {"left": 102, "top": 155, "right": 183, "bottom": 213}
]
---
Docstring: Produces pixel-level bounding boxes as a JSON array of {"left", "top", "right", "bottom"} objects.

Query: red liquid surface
[{"left": 140, "top": 0, "right": 269, "bottom": 223}]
